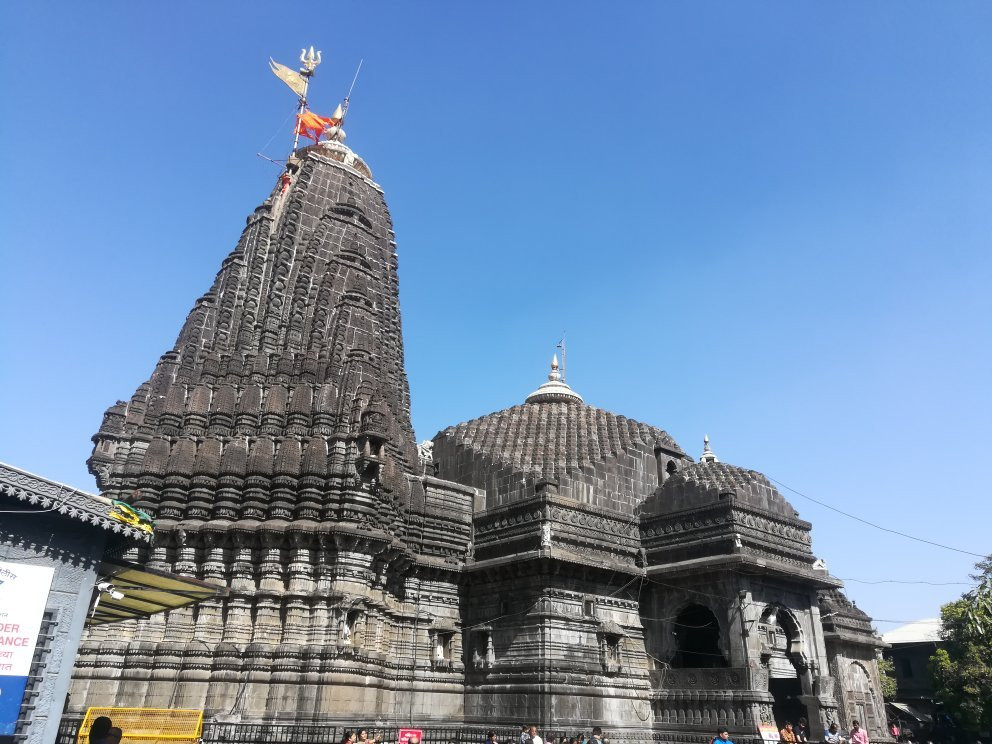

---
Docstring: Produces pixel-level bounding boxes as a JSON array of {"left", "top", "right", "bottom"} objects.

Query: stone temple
[{"left": 70, "top": 136, "right": 889, "bottom": 740}]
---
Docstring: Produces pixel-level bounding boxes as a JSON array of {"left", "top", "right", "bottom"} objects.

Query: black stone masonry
[{"left": 71, "top": 139, "right": 891, "bottom": 740}]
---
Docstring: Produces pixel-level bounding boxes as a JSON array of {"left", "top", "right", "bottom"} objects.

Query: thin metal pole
[
  {"left": 347, "top": 59, "right": 363, "bottom": 100},
  {"left": 291, "top": 74, "right": 310, "bottom": 156},
  {"left": 341, "top": 59, "right": 364, "bottom": 121}
]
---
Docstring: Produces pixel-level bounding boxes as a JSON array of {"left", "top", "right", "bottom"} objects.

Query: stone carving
[
  {"left": 658, "top": 667, "right": 750, "bottom": 690},
  {"left": 69, "top": 134, "right": 890, "bottom": 739},
  {"left": 417, "top": 440, "right": 434, "bottom": 468}
]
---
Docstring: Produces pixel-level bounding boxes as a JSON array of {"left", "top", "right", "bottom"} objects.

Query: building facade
[
  {"left": 881, "top": 619, "right": 942, "bottom": 727},
  {"left": 69, "top": 138, "right": 888, "bottom": 740},
  {"left": 0, "top": 463, "right": 150, "bottom": 744}
]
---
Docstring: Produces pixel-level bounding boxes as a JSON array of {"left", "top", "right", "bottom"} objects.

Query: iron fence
[{"left": 56, "top": 717, "right": 701, "bottom": 744}]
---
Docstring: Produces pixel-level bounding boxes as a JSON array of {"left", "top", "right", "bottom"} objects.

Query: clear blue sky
[{"left": 2, "top": 3, "right": 990, "bottom": 628}]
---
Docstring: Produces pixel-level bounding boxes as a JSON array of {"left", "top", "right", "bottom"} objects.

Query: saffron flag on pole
[
  {"left": 296, "top": 110, "right": 335, "bottom": 142},
  {"left": 269, "top": 58, "right": 307, "bottom": 97}
]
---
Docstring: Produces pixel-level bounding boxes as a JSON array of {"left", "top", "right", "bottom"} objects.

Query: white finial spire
[
  {"left": 525, "top": 351, "right": 583, "bottom": 405},
  {"left": 700, "top": 434, "right": 719, "bottom": 464}
]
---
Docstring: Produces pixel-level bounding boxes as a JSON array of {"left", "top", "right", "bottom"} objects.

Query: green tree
[
  {"left": 877, "top": 655, "right": 897, "bottom": 701},
  {"left": 929, "top": 555, "right": 992, "bottom": 736}
]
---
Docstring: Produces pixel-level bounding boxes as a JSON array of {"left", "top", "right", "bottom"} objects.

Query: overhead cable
[{"left": 768, "top": 476, "right": 986, "bottom": 559}]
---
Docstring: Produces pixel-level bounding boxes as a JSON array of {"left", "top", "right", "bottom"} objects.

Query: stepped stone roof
[
  {"left": 654, "top": 460, "right": 800, "bottom": 519},
  {"left": 819, "top": 588, "right": 887, "bottom": 647},
  {"left": 433, "top": 368, "right": 687, "bottom": 513}
]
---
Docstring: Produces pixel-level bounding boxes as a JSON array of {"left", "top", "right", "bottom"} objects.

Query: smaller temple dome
[
  {"left": 525, "top": 355, "right": 583, "bottom": 404},
  {"left": 657, "top": 459, "right": 800, "bottom": 519}
]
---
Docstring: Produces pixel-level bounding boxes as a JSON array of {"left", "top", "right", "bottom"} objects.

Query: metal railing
[{"left": 57, "top": 720, "right": 598, "bottom": 744}]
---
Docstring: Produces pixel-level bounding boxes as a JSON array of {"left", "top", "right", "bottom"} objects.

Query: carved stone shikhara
[{"left": 71, "top": 140, "right": 888, "bottom": 739}]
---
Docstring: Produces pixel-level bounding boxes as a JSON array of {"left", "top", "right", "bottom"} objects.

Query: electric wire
[
  {"left": 768, "top": 475, "right": 986, "bottom": 559},
  {"left": 839, "top": 578, "right": 975, "bottom": 586},
  {"left": 256, "top": 107, "right": 299, "bottom": 163}
]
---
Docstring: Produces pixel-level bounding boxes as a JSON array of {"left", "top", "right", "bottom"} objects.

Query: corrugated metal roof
[{"left": 881, "top": 618, "right": 942, "bottom": 644}]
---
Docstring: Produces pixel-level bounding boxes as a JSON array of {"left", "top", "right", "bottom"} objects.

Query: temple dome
[
  {"left": 654, "top": 457, "right": 800, "bottom": 519},
  {"left": 432, "top": 358, "right": 687, "bottom": 514}
]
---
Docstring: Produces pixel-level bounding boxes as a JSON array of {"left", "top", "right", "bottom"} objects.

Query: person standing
[
  {"left": 529, "top": 726, "right": 544, "bottom": 744},
  {"left": 850, "top": 721, "right": 869, "bottom": 744},
  {"left": 520, "top": 726, "right": 531, "bottom": 744}
]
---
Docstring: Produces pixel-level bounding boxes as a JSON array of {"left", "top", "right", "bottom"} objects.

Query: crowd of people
[
  {"left": 514, "top": 724, "right": 609, "bottom": 744},
  {"left": 776, "top": 718, "right": 870, "bottom": 744}
]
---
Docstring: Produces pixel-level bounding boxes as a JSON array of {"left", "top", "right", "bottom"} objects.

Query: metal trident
[{"left": 299, "top": 46, "right": 322, "bottom": 75}]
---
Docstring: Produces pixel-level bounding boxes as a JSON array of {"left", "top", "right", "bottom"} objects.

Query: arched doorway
[
  {"left": 758, "top": 607, "right": 806, "bottom": 727},
  {"left": 845, "top": 662, "right": 881, "bottom": 734},
  {"left": 671, "top": 604, "right": 727, "bottom": 668}
]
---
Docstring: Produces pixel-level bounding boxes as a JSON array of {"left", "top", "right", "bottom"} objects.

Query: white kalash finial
[
  {"left": 525, "top": 351, "right": 583, "bottom": 405},
  {"left": 700, "top": 434, "right": 719, "bottom": 464}
]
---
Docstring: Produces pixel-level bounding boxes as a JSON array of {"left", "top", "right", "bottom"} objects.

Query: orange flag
[{"left": 296, "top": 110, "right": 335, "bottom": 142}]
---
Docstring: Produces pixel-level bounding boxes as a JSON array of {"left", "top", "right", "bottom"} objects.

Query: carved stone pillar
[
  {"left": 288, "top": 531, "right": 314, "bottom": 593},
  {"left": 283, "top": 598, "right": 310, "bottom": 645},
  {"left": 252, "top": 596, "right": 283, "bottom": 643},
  {"left": 146, "top": 533, "right": 171, "bottom": 573},
  {"left": 173, "top": 528, "right": 198, "bottom": 577},
  {"left": 259, "top": 530, "right": 285, "bottom": 591},
  {"left": 231, "top": 531, "right": 256, "bottom": 592},
  {"left": 315, "top": 534, "right": 335, "bottom": 594},
  {"left": 221, "top": 597, "right": 253, "bottom": 644}
]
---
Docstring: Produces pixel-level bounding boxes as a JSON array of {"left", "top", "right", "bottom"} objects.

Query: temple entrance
[
  {"left": 769, "top": 677, "right": 805, "bottom": 728},
  {"left": 759, "top": 606, "right": 809, "bottom": 727}
]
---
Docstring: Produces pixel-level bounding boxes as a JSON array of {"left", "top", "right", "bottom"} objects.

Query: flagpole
[{"left": 291, "top": 76, "right": 309, "bottom": 155}]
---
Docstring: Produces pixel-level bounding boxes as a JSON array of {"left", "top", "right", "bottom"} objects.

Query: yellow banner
[{"left": 269, "top": 58, "right": 306, "bottom": 97}]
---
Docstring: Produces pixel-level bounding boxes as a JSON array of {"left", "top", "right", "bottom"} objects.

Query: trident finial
[{"left": 299, "top": 47, "right": 322, "bottom": 76}]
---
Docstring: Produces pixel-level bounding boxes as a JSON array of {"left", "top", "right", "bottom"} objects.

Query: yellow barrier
[{"left": 78, "top": 707, "right": 203, "bottom": 744}]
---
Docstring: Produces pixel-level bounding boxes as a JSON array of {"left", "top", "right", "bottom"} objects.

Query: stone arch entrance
[
  {"left": 671, "top": 604, "right": 727, "bottom": 668},
  {"left": 758, "top": 606, "right": 806, "bottom": 727},
  {"left": 845, "top": 662, "right": 881, "bottom": 734}
]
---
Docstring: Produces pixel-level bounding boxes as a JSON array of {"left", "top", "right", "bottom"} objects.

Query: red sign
[{"left": 399, "top": 729, "right": 423, "bottom": 744}]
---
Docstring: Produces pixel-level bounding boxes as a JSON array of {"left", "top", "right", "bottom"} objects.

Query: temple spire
[{"left": 700, "top": 434, "right": 719, "bottom": 464}]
